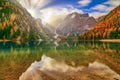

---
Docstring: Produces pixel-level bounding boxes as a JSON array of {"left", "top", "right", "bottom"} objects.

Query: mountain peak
[
  {"left": 66, "top": 12, "right": 89, "bottom": 20},
  {"left": 57, "top": 12, "right": 97, "bottom": 36}
]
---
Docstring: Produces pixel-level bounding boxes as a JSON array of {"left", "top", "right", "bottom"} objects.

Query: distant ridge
[{"left": 79, "top": 5, "right": 120, "bottom": 40}]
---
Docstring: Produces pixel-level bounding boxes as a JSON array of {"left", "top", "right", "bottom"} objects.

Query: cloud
[
  {"left": 90, "top": 0, "right": 120, "bottom": 18},
  {"left": 91, "top": 0, "right": 120, "bottom": 12},
  {"left": 39, "top": 6, "right": 83, "bottom": 25},
  {"left": 78, "top": 0, "right": 91, "bottom": 6},
  {"left": 91, "top": 4, "right": 115, "bottom": 12},
  {"left": 19, "top": 0, "right": 53, "bottom": 18},
  {"left": 91, "top": 4, "right": 107, "bottom": 11},
  {"left": 89, "top": 12, "right": 107, "bottom": 18},
  {"left": 19, "top": 0, "right": 52, "bottom": 9},
  {"left": 104, "top": 0, "right": 120, "bottom": 7},
  {"left": 18, "top": 0, "right": 83, "bottom": 26}
]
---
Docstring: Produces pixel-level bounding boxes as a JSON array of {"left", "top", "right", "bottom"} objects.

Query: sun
[
  {"left": 27, "top": 8, "right": 57, "bottom": 25},
  {"left": 41, "top": 12, "right": 52, "bottom": 23},
  {"left": 27, "top": 9, "right": 36, "bottom": 18},
  {"left": 27, "top": 8, "right": 52, "bottom": 24}
]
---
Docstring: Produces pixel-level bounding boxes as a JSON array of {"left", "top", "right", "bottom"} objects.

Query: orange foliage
[
  {"left": 13, "top": 24, "right": 18, "bottom": 32},
  {"left": 12, "top": 22, "right": 18, "bottom": 32},
  {"left": 2, "top": 21, "right": 7, "bottom": 30},
  {"left": 5, "top": 1, "right": 10, "bottom": 7},
  {"left": 10, "top": 13, "right": 16, "bottom": 21},
  {"left": 9, "top": 20, "right": 13, "bottom": 26}
]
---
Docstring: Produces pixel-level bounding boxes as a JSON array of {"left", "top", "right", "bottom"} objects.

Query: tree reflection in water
[{"left": 0, "top": 41, "right": 120, "bottom": 80}]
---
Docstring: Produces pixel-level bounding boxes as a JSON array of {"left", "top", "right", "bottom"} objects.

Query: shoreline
[
  {"left": 99, "top": 39, "right": 120, "bottom": 43},
  {"left": 0, "top": 39, "right": 120, "bottom": 43},
  {"left": 0, "top": 39, "right": 11, "bottom": 42}
]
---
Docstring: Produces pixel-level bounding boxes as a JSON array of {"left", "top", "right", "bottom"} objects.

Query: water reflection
[
  {"left": 20, "top": 55, "right": 120, "bottom": 80},
  {"left": 0, "top": 41, "right": 120, "bottom": 80},
  {"left": 0, "top": 41, "right": 120, "bottom": 52}
]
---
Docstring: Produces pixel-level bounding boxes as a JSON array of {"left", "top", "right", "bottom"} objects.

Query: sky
[{"left": 18, "top": 0, "right": 120, "bottom": 25}]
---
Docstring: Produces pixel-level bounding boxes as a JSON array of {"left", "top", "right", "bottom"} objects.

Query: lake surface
[{"left": 0, "top": 41, "right": 120, "bottom": 80}]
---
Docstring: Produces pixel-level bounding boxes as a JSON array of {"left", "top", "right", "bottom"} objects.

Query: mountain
[
  {"left": 42, "top": 26, "right": 56, "bottom": 39},
  {"left": 35, "top": 19, "right": 58, "bottom": 39},
  {"left": 35, "top": 19, "right": 55, "bottom": 40},
  {"left": 79, "top": 5, "right": 120, "bottom": 40},
  {"left": 0, "top": 0, "right": 44, "bottom": 41},
  {"left": 56, "top": 12, "right": 97, "bottom": 36},
  {"left": 96, "top": 15, "right": 105, "bottom": 22}
]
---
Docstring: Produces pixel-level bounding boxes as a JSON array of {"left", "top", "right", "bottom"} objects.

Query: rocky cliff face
[
  {"left": 56, "top": 12, "right": 97, "bottom": 36},
  {"left": 0, "top": 0, "right": 44, "bottom": 40}
]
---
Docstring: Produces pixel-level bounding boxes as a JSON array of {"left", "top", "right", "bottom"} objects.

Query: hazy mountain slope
[
  {"left": 79, "top": 5, "right": 120, "bottom": 40},
  {"left": 56, "top": 12, "right": 97, "bottom": 36},
  {"left": 96, "top": 16, "right": 105, "bottom": 22},
  {"left": 35, "top": 19, "right": 52, "bottom": 40},
  {"left": 0, "top": 0, "right": 44, "bottom": 40}
]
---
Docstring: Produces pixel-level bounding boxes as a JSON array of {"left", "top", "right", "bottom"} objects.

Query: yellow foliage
[
  {"left": 2, "top": 13, "right": 4, "bottom": 17},
  {"left": 0, "top": 7, "right": 3, "bottom": 10}
]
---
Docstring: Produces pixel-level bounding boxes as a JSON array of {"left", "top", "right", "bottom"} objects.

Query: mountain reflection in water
[
  {"left": 19, "top": 55, "right": 120, "bottom": 80},
  {"left": 0, "top": 41, "right": 120, "bottom": 80}
]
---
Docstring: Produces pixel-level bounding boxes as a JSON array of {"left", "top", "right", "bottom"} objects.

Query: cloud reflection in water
[{"left": 19, "top": 55, "right": 120, "bottom": 80}]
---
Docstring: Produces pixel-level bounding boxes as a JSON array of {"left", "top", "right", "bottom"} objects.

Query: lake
[{"left": 0, "top": 41, "right": 120, "bottom": 80}]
